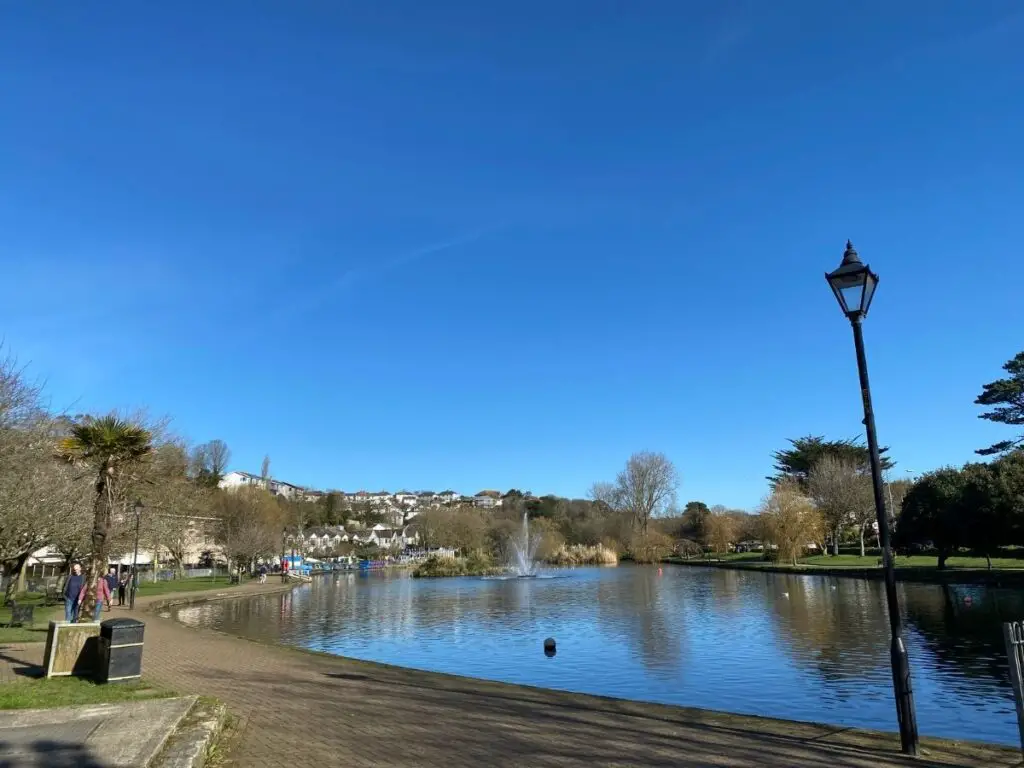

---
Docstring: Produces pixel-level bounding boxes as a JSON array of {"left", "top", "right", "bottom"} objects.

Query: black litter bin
[{"left": 96, "top": 617, "right": 145, "bottom": 684}]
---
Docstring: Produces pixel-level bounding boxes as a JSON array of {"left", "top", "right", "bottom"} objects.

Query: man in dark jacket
[{"left": 63, "top": 563, "right": 84, "bottom": 623}]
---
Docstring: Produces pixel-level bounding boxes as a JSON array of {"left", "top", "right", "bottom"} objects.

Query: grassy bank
[
  {"left": 665, "top": 552, "right": 1024, "bottom": 584},
  {"left": 414, "top": 546, "right": 622, "bottom": 577},
  {"left": 412, "top": 553, "right": 502, "bottom": 578},
  {"left": 0, "top": 676, "right": 171, "bottom": 709},
  {"left": 135, "top": 574, "right": 248, "bottom": 597},
  {"left": 0, "top": 594, "right": 63, "bottom": 644}
]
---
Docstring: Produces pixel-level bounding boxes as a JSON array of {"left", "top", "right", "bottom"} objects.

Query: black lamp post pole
[
  {"left": 849, "top": 315, "right": 919, "bottom": 755},
  {"left": 129, "top": 504, "right": 142, "bottom": 610}
]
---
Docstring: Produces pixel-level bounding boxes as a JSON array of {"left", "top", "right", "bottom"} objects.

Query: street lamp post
[
  {"left": 281, "top": 527, "right": 288, "bottom": 584},
  {"left": 129, "top": 500, "right": 144, "bottom": 610},
  {"left": 826, "top": 241, "right": 919, "bottom": 755}
]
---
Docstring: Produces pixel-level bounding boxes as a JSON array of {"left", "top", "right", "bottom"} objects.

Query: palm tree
[{"left": 56, "top": 415, "right": 153, "bottom": 608}]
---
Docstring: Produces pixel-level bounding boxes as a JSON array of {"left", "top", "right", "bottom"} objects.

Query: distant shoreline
[{"left": 662, "top": 557, "right": 1024, "bottom": 586}]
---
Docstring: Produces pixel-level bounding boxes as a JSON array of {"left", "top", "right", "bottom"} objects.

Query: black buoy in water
[{"left": 544, "top": 637, "right": 556, "bottom": 657}]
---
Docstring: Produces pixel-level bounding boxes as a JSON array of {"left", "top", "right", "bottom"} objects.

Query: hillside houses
[
  {"left": 219, "top": 470, "right": 507, "bottom": 516},
  {"left": 285, "top": 523, "right": 419, "bottom": 555}
]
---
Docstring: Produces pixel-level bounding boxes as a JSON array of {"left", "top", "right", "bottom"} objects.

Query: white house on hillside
[
  {"left": 219, "top": 470, "right": 306, "bottom": 500},
  {"left": 474, "top": 490, "right": 502, "bottom": 509}
]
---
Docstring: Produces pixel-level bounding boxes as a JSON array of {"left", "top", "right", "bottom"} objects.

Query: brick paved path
[{"left": 4, "top": 582, "right": 1019, "bottom": 767}]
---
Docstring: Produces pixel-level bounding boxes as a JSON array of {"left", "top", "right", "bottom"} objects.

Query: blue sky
[{"left": 2, "top": 1, "right": 1022, "bottom": 509}]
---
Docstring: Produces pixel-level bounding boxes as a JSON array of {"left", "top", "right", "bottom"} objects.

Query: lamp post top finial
[{"left": 843, "top": 240, "right": 861, "bottom": 265}]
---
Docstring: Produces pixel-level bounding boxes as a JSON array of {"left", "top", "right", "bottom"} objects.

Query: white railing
[{"left": 1002, "top": 620, "right": 1024, "bottom": 756}]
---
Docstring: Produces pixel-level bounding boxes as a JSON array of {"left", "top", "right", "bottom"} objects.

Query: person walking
[
  {"left": 117, "top": 570, "right": 129, "bottom": 606},
  {"left": 63, "top": 563, "right": 85, "bottom": 623},
  {"left": 258, "top": 564, "right": 267, "bottom": 584},
  {"left": 81, "top": 572, "right": 112, "bottom": 622},
  {"left": 105, "top": 567, "right": 118, "bottom": 611}
]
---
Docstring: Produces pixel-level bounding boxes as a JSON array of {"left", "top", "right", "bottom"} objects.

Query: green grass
[
  {"left": 0, "top": 594, "right": 64, "bottom": 644},
  {"left": 696, "top": 552, "right": 764, "bottom": 563},
  {"left": 134, "top": 574, "right": 248, "bottom": 597},
  {"left": 801, "top": 554, "right": 1024, "bottom": 569},
  {"left": 0, "top": 676, "right": 170, "bottom": 710}
]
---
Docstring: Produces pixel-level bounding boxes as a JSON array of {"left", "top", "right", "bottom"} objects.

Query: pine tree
[{"left": 975, "top": 351, "right": 1024, "bottom": 456}]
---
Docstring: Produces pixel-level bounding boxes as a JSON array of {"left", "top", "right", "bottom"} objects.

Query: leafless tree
[
  {"left": 215, "top": 487, "right": 282, "bottom": 573},
  {"left": 598, "top": 452, "right": 679, "bottom": 536},
  {"left": 189, "top": 439, "right": 231, "bottom": 486},
  {"left": 206, "top": 439, "right": 230, "bottom": 479},
  {"left": 260, "top": 455, "right": 271, "bottom": 490},
  {"left": 808, "top": 456, "right": 874, "bottom": 556},
  {"left": 0, "top": 353, "right": 93, "bottom": 596}
]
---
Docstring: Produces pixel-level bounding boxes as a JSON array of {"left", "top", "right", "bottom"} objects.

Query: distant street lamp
[
  {"left": 826, "top": 241, "right": 919, "bottom": 755},
  {"left": 129, "top": 499, "right": 144, "bottom": 610}
]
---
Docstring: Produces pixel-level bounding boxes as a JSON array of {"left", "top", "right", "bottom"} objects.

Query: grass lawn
[
  {"left": 681, "top": 553, "right": 1024, "bottom": 570},
  {"left": 0, "top": 594, "right": 64, "bottom": 645},
  {"left": 0, "top": 676, "right": 170, "bottom": 710},
  {"left": 134, "top": 574, "right": 249, "bottom": 597}
]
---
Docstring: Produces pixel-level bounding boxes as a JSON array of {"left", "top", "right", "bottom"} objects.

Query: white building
[
  {"left": 473, "top": 490, "right": 502, "bottom": 509},
  {"left": 393, "top": 491, "right": 418, "bottom": 507},
  {"left": 219, "top": 470, "right": 307, "bottom": 500}
]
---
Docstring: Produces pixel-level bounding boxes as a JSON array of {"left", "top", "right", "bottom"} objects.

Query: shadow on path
[{"left": 0, "top": 739, "right": 105, "bottom": 768}]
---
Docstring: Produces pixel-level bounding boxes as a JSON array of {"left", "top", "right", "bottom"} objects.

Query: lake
[{"left": 170, "top": 564, "right": 1024, "bottom": 745}]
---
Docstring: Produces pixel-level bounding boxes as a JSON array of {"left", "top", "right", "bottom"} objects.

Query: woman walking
[
  {"left": 81, "top": 573, "right": 112, "bottom": 621},
  {"left": 117, "top": 570, "right": 129, "bottom": 606}
]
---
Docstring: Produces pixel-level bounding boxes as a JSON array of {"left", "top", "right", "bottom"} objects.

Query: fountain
[{"left": 509, "top": 512, "right": 541, "bottom": 577}]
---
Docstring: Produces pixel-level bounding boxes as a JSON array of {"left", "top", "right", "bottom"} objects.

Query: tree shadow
[
  {"left": 0, "top": 740, "right": 105, "bottom": 767},
  {"left": 324, "top": 672, "right": 369, "bottom": 681},
  {"left": 0, "top": 650, "right": 43, "bottom": 679}
]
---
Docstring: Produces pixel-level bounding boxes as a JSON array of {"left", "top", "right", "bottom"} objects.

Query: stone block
[{"left": 42, "top": 621, "right": 101, "bottom": 678}]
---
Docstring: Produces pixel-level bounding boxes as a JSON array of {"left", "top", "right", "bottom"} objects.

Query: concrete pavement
[{"left": 0, "top": 697, "right": 195, "bottom": 767}]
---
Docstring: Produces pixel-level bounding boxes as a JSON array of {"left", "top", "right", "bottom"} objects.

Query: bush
[
  {"left": 464, "top": 549, "right": 496, "bottom": 574},
  {"left": 628, "top": 531, "right": 674, "bottom": 564},
  {"left": 412, "top": 552, "right": 501, "bottom": 578}
]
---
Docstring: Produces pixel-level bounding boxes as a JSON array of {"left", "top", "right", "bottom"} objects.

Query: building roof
[{"left": 226, "top": 470, "right": 259, "bottom": 480}]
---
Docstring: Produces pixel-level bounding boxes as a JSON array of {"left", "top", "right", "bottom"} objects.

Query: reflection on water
[{"left": 172, "top": 565, "right": 1023, "bottom": 745}]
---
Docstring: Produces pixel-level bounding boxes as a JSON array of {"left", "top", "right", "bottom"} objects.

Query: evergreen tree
[{"left": 975, "top": 350, "right": 1024, "bottom": 456}]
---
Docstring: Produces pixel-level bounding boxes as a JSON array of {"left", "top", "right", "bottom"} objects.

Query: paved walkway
[
  {"left": 0, "top": 697, "right": 195, "bottom": 767},
  {"left": 4, "top": 582, "right": 1020, "bottom": 767}
]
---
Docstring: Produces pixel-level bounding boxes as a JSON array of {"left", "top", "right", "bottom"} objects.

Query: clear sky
[{"left": 2, "top": 2, "right": 1022, "bottom": 509}]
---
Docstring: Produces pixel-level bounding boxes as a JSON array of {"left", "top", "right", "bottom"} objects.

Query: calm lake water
[{"left": 171, "top": 564, "right": 1024, "bottom": 745}]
